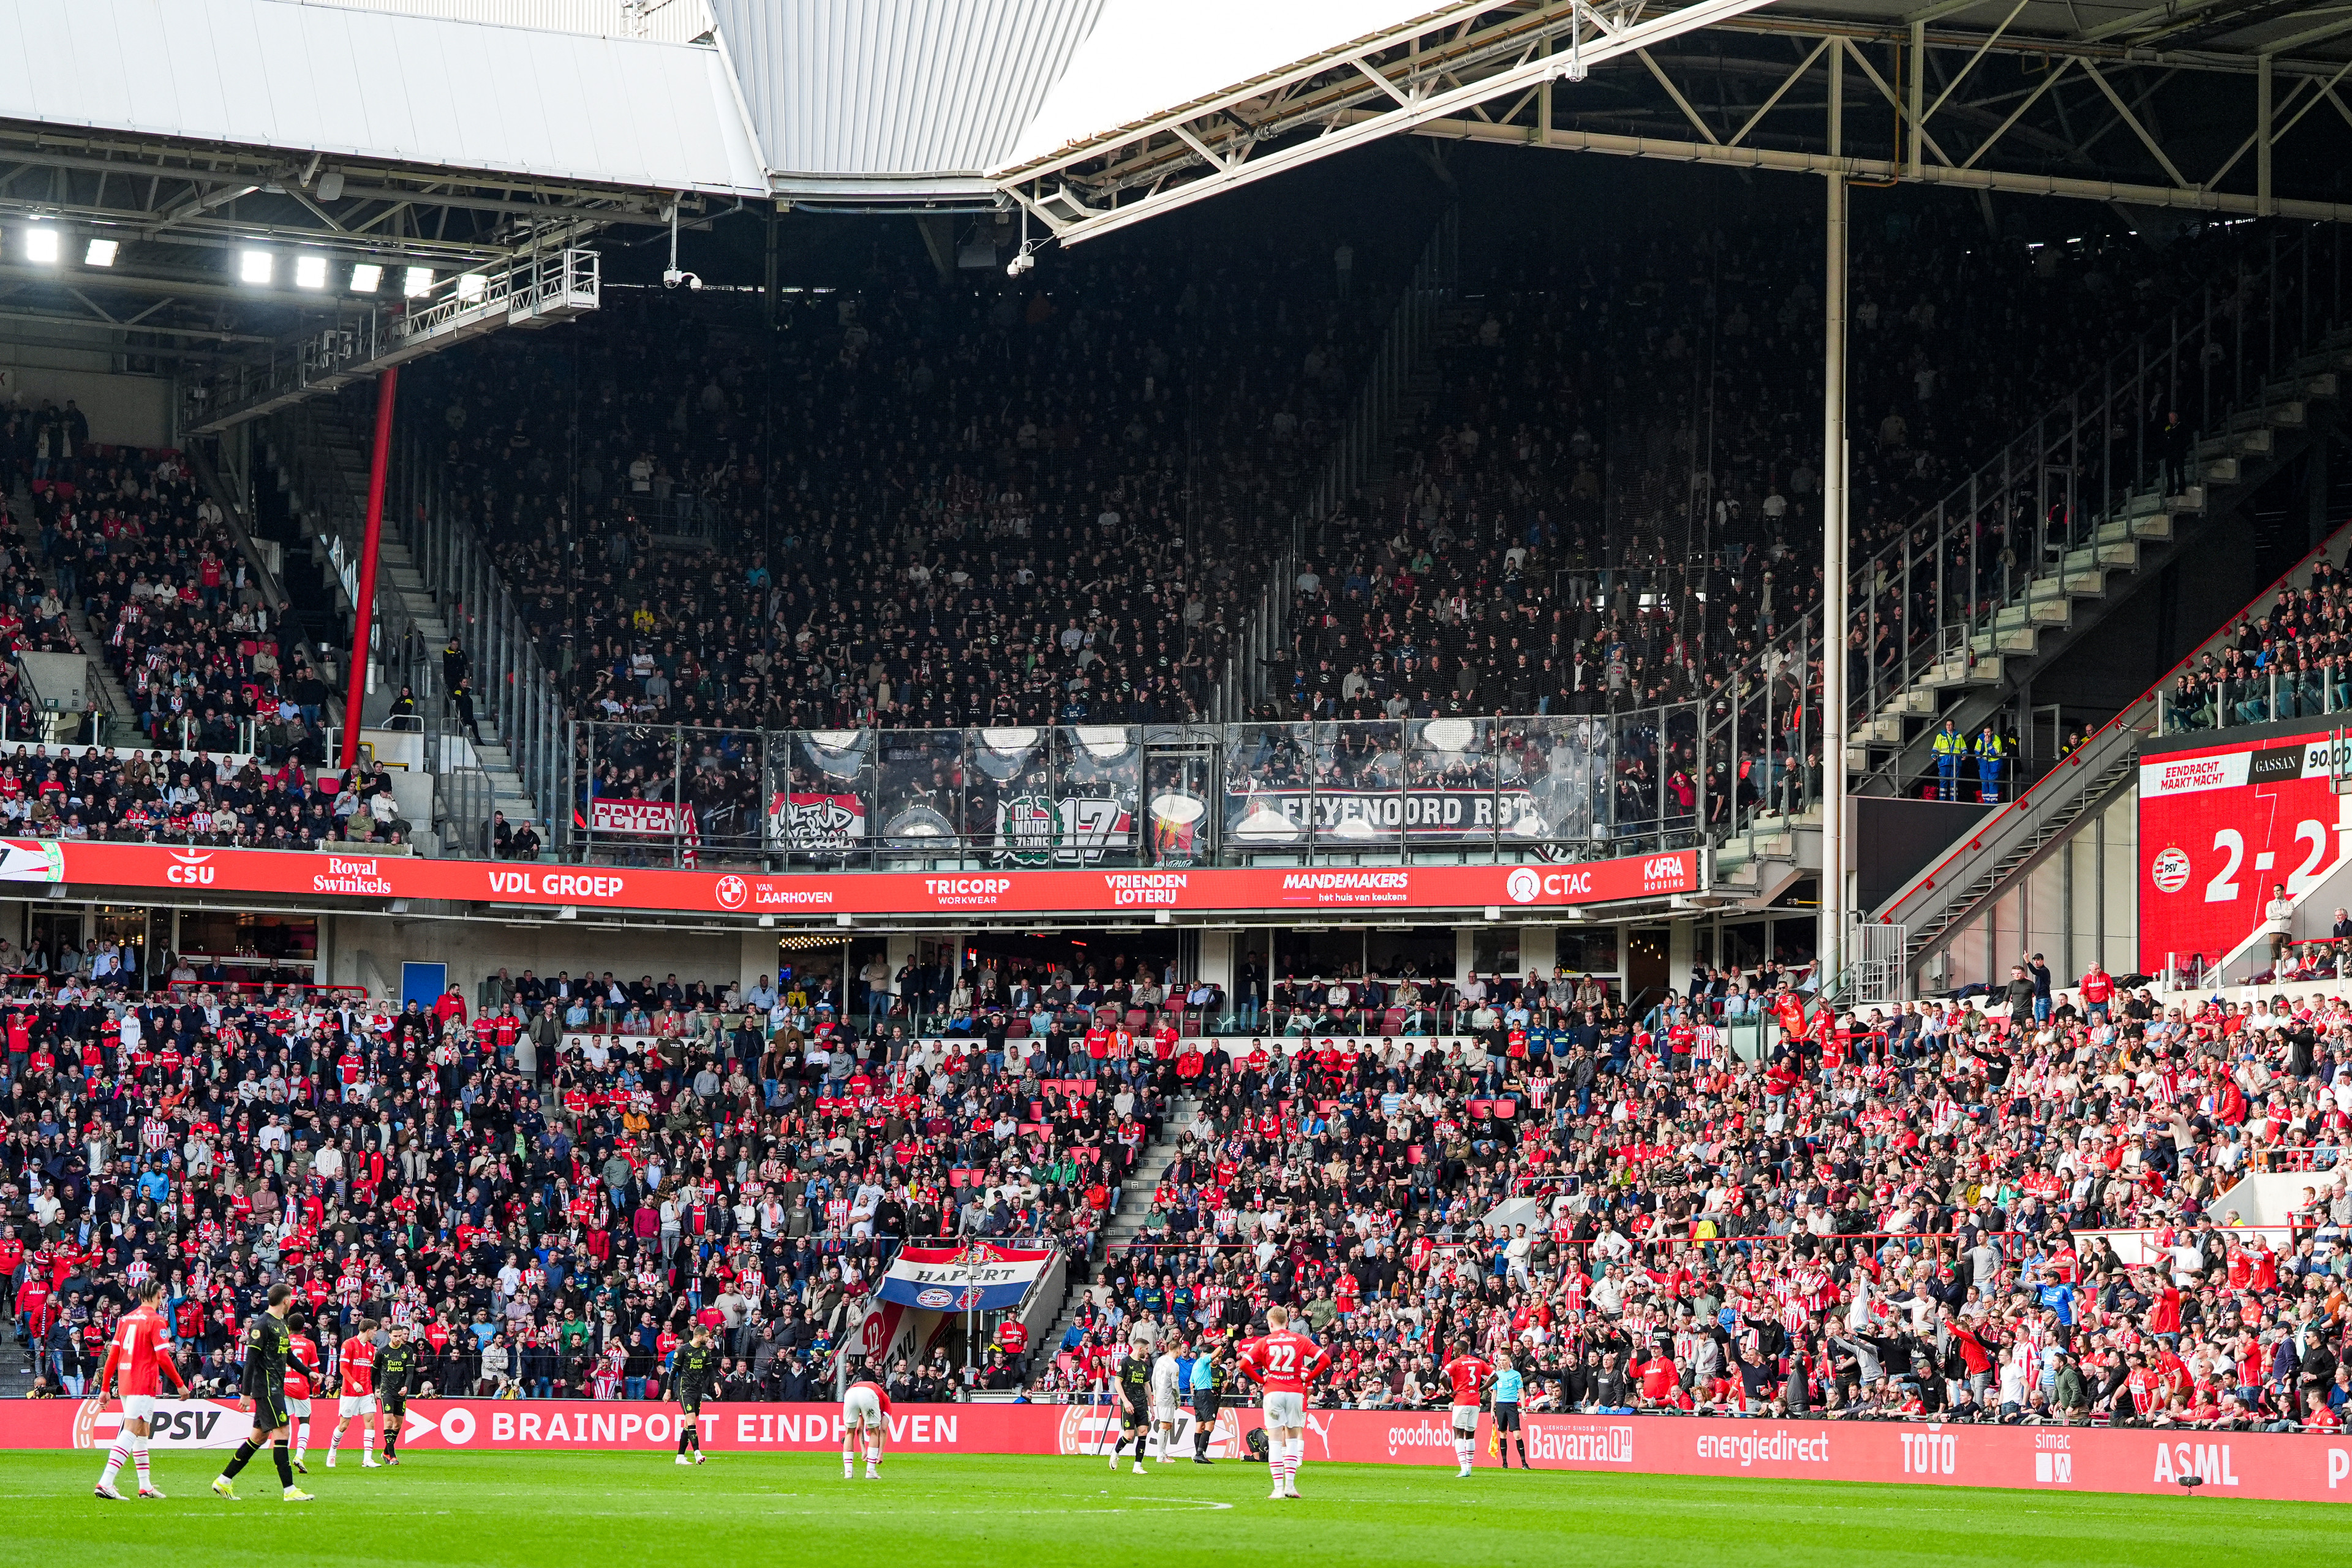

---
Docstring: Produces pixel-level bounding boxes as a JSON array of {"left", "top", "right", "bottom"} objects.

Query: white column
[
  {"left": 1197, "top": 929, "right": 1237, "bottom": 998},
  {"left": 1519, "top": 924, "right": 1556, "bottom": 980},
  {"left": 1821, "top": 169, "right": 1850, "bottom": 988},
  {"left": 738, "top": 932, "right": 771, "bottom": 1003}
]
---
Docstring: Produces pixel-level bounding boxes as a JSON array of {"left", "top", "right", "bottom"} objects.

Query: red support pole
[{"left": 341, "top": 366, "right": 399, "bottom": 772}]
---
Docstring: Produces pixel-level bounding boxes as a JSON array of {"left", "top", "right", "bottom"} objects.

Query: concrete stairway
[
  {"left": 1037, "top": 1094, "right": 1204, "bottom": 1354},
  {"left": 1851, "top": 341, "right": 2346, "bottom": 787},
  {"left": 375, "top": 537, "right": 540, "bottom": 834},
  {"left": 7, "top": 493, "right": 140, "bottom": 736}
]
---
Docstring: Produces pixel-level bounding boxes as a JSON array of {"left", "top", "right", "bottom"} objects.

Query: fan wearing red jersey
[
  {"left": 326, "top": 1317, "right": 380, "bottom": 1468},
  {"left": 841, "top": 1357, "right": 891, "bottom": 1480},
  {"left": 1237, "top": 1306, "right": 1330, "bottom": 1501},
  {"left": 284, "top": 1316, "right": 323, "bottom": 1472},
  {"left": 1438, "top": 1348, "right": 1494, "bottom": 1478},
  {"left": 95, "top": 1281, "right": 185, "bottom": 1500}
]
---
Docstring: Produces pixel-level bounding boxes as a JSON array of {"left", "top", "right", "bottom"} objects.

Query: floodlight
[{"left": 239, "top": 250, "right": 274, "bottom": 284}]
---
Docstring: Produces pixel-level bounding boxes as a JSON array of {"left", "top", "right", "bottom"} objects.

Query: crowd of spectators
[
  {"left": 2165, "top": 547, "right": 2352, "bottom": 732},
  {"left": 0, "top": 741, "right": 435, "bottom": 857},
  {"left": 408, "top": 234, "right": 1401, "bottom": 741},
  {"left": 1037, "top": 967, "right": 2351, "bottom": 1431},
  {"left": 1268, "top": 216, "right": 2289, "bottom": 818},
  {"left": 1, "top": 964, "right": 1159, "bottom": 1406},
  {"left": 423, "top": 214, "right": 2282, "bottom": 864},
  {"left": 6, "top": 434, "right": 329, "bottom": 755},
  {"left": 4, "top": 942, "right": 2347, "bottom": 1431}
]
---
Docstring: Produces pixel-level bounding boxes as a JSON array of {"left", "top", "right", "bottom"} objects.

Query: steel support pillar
[
  {"left": 1822, "top": 173, "right": 1850, "bottom": 987},
  {"left": 342, "top": 366, "right": 399, "bottom": 771}
]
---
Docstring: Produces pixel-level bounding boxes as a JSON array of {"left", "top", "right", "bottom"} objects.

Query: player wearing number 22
[{"left": 1237, "top": 1306, "right": 1331, "bottom": 1501}]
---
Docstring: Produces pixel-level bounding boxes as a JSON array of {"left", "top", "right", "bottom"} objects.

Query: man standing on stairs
[
  {"left": 2161, "top": 409, "right": 2189, "bottom": 497},
  {"left": 443, "top": 638, "right": 469, "bottom": 695},
  {"left": 451, "top": 680, "right": 485, "bottom": 747},
  {"left": 1933, "top": 718, "right": 1966, "bottom": 801},
  {"left": 1973, "top": 725, "right": 2007, "bottom": 805}
]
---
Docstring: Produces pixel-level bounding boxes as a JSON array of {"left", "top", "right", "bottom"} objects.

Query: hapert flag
[{"left": 876, "top": 1243, "right": 1053, "bottom": 1313}]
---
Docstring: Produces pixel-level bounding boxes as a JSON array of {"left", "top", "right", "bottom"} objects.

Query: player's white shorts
[
  {"left": 120, "top": 1395, "right": 156, "bottom": 1423},
  {"left": 1150, "top": 1401, "right": 1179, "bottom": 1425},
  {"left": 287, "top": 1397, "right": 312, "bottom": 1417},
  {"left": 1450, "top": 1403, "right": 1480, "bottom": 1433},
  {"left": 340, "top": 1394, "right": 379, "bottom": 1417},
  {"left": 842, "top": 1387, "right": 884, "bottom": 1430},
  {"left": 1261, "top": 1391, "right": 1304, "bottom": 1427}
]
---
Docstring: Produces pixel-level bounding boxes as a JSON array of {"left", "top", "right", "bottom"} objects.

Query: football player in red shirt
[
  {"left": 285, "top": 1316, "right": 323, "bottom": 1472},
  {"left": 94, "top": 1280, "right": 185, "bottom": 1499},
  {"left": 842, "top": 1356, "right": 891, "bottom": 1480},
  {"left": 327, "top": 1317, "right": 381, "bottom": 1468},
  {"left": 1238, "top": 1305, "right": 1331, "bottom": 1500},
  {"left": 1438, "top": 1346, "right": 1494, "bottom": 1477}
]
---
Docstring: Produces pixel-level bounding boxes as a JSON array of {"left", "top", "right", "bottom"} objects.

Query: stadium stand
[
  {"left": 4, "top": 955, "right": 2347, "bottom": 1427},
  {"left": 404, "top": 236, "right": 1399, "bottom": 737}
]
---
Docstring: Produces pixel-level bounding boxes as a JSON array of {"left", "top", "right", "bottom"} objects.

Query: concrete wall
[
  {"left": 0, "top": 358, "right": 173, "bottom": 448},
  {"left": 1929, "top": 784, "right": 2138, "bottom": 993}
]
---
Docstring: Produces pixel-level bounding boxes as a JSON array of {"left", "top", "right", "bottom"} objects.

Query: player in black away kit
[
  {"left": 212, "top": 1283, "right": 314, "bottom": 1502},
  {"left": 673, "top": 1322, "right": 717, "bottom": 1466},
  {"left": 377, "top": 1324, "right": 418, "bottom": 1466}
]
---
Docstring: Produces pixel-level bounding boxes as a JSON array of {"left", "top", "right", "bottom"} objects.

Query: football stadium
[{"left": 0, "top": 0, "right": 2350, "bottom": 1561}]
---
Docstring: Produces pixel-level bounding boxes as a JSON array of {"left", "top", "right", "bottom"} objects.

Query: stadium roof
[{"left": 0, "top": 0, "right": 767, "bottom": 198}]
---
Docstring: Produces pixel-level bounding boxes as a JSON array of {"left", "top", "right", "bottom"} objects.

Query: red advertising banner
[
  {"left": 0, "top": 838, "right": 1698, "bottom": 920},
  {"left": 2137, "top": 729, "right": 2351, "bottom": 973},
  {"left": 9, "top": 1398, "right": 2348, "bottom": 1503}
]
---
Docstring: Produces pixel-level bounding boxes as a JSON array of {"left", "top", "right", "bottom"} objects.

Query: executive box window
[{"left": 176, "top": 912, "right": 318, "bottom": 968}]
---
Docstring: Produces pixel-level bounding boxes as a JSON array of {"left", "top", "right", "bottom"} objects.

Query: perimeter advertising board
[
  {"left": 0, "top": 839, "right": 1698, "bottom": 919},
  {"left": 2138, "top": 728, "right": 2352, "bottom": 973},
  {"left": 7, "top": 1400, "right": 2348, "bottom": 1502}
]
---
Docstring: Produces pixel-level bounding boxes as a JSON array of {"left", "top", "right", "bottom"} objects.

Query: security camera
[
  {"left": 663, "top": 269, "right": 703, "bottom": 291},
  {"left": 1006, "top": 251, "right": 1035, "bottom": 278}
]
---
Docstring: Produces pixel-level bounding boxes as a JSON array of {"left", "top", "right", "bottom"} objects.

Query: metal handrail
[{"left": 1695, "top": 222, "right": 2345, "bottom": 851}]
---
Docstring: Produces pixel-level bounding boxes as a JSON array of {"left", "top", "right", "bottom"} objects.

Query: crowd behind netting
[{"left": 404, "top": 210, "right": 2281, "bottom": 857}]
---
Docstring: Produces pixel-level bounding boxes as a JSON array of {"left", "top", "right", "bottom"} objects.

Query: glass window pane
[{"left": 774, "top": 729, "right": 872, "bottom": 864}]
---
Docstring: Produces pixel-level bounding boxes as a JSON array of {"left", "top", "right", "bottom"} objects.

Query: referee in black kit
[{"left": 213, "top": 1283, "right": 314, "bottom": 1501}]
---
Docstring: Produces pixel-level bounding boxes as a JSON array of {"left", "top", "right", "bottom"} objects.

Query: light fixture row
[{"left": 17, "top": 221, "right": 443, "bottom": 296}]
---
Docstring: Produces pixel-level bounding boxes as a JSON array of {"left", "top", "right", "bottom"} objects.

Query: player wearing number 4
[
  {"left": 1238, "top": 1306, "right": 1331, "bottom": 1500},
  {"left": 94, "top": 1280, "right": 186, "bottom": 1500}
]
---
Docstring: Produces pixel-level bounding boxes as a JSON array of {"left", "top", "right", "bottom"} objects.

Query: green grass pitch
[{"left": 0, "top": 1451, "right": 2339, "bottom": 1567}]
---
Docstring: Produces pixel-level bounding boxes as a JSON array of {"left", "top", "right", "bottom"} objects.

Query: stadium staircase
[
  {"left": 1035, "top": 1093, "right": 1202, "bottom": 1356},
  {"left": 265, "top": 397, "right": 540, "bottom": 850},
  {"left": 1877, "top": 511, "right": 2352, "bottom": 987},
  {"left": 7, "top": 491, "right": 140, "bottom": 740},
  {"left": 1703, "top": 228, "right": 2350, "bottom": 970},
  {"left": 1226, "top": 211, "right": 1459, "bottom": 719}
]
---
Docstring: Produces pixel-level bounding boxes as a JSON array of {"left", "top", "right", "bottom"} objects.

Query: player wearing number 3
[{"left": 1237, "top": 1306, "right": 1331, "bottom": 1501}]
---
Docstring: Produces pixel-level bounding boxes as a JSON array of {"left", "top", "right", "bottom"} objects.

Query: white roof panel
[
  {"left": 1001, "top": 0, "right": 1457, "bottom": 172},
  {"left": 709, "top": 0, "right": 1107, "bottom": 198},
  {"left": 0, "top": 0, "right": 769, "bottom": 196}
]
